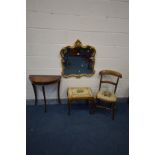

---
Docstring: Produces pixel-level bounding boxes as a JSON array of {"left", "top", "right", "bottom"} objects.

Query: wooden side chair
[{"left": 95, "top": 70, "right": 122, "bottom": 120}]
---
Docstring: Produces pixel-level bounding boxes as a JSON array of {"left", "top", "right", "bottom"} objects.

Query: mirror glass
[{"left": 60, "top": 40, "right": 96, "bottom": 78}]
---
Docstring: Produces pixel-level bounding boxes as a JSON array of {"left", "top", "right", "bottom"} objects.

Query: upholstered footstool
[{"left": 67, "top": 87, "right": 95, "bottom": 115}]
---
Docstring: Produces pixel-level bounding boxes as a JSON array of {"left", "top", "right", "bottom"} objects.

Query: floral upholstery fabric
[
  {"left": 68, "top": 87, "right": 93, "bottom": 99},
  {"left": 96, "top": 91, "right": 117, "bottom": 102}
]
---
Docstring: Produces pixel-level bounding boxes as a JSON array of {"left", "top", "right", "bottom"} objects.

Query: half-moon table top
[{"left": 29, "top": 75, "right": 61, "bottom": 85}]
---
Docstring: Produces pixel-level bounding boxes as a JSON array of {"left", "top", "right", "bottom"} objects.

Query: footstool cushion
[{"left": 67, "top": 87, "right": 93, "bottom": 100}]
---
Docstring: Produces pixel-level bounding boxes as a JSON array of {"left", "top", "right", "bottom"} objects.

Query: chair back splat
[{"left": 99, "top": 70, "right": 122, "bottom": 93}]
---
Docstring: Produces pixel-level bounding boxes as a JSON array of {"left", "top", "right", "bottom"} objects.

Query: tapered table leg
[
  {"left": 29, "top": 75, "right": 61, "bottom": 112},
  {"left": 57, "top": 79, "right": 61, "bottom": 104},
  {"left": 88, "top": 100, "right": 92, "bottom": 114},
  {"left": 42, "top": 85, "right": 47, "bottom": 112},
  {"left": 32, "top": 84, "right": 37, "bottom": 106}
]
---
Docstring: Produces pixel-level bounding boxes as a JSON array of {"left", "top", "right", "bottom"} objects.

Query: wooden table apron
[{"left": 29, "top": 75, "right": 61, "bottom": 112}]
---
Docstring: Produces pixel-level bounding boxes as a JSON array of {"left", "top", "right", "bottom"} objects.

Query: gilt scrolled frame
[{"left": 60, "top": 39, "right": 96, "bottom": 78}]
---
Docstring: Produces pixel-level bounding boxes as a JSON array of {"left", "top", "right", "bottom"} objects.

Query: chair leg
[
  {"left": 88, "top": 100, "right": 91, "bottom": 114},
  {"left": 112, "top": 103, "right": 115, "bottom": 120},
  {"left": 97, "top": 98, "right": 100, "bottom": 104}
]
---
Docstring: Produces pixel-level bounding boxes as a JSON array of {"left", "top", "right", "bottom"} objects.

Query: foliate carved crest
[{"left": 74, "top": 39, "right": 82, "bottom": 47}]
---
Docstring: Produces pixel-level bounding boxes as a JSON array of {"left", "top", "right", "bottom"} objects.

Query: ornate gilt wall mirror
[{"left": 60, "top": 40, "right": 96, "bottom": 78}]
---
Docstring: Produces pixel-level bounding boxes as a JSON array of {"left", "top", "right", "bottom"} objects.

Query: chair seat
[{"left": 96, "top": 91, "right": 117, "bottom": 102}]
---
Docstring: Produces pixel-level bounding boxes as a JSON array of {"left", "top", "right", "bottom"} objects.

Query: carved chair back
[{"left": 99, "top": 70, "right": 122, "bottom": 94}]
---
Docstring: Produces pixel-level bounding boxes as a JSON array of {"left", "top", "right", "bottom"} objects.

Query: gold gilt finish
[{"left": 60, "top": 39, "right": 96, "bottom": 78}]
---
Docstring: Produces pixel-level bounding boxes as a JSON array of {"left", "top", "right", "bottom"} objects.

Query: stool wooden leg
[
  {"left": 68, "top": 99, "right": 71, "bottom": 115},
  {"left": 88, "top": 99, "right": 95, "bottom": 114},
  {"left": 42, "top": 86, "right": 47, "bottom": 112},
  {"left": 93, "top": 98, "right": 96, "bottom": 113},
  {"left": 92, "top": 98, "right": 97, "bottom": 113}
]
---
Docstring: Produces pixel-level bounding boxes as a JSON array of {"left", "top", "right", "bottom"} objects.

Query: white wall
[{"left": 26, "top": 0, "right": 129, "bottom": 99}]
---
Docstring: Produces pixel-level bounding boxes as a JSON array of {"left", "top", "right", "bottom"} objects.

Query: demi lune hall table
[{"left": 29, "top": 75, "right": 61, "bottom": 112}]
